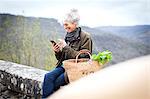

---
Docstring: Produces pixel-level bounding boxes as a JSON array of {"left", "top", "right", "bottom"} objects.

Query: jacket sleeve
[
  {"left": 62, "top": 35, "right": 92, "bottom": 59},
  {"left": 55, "top": 51, "right": 62, "bottom": 60}
]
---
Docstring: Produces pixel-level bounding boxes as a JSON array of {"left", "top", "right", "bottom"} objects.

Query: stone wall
[{"left": 0, "top": 60, "right": 48, "bottom": 98}]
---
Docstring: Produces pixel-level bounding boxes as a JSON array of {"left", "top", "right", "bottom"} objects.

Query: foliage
[
  {"left": 92, "top": 50, "right": 112, "bottom": 65},
  {"left": 0, "top": 14, "right": 59, "bottom": 70}
]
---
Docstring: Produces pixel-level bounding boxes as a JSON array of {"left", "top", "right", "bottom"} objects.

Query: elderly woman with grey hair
[{"left": 42, "top": 9, "right": 93, "bottom": 98}]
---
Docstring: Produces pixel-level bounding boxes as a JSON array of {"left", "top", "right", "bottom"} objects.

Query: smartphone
[{"left": 50, "top": 40, "right": 56, "bottom": 46}]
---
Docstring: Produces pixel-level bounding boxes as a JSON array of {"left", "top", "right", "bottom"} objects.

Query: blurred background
[{"left": 0, "top": 0, "right": 150, "bottom": 70}]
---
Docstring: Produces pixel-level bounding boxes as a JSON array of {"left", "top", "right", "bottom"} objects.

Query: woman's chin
[{"left": 66, "top": 30, "right": 71, "bottom": 33}]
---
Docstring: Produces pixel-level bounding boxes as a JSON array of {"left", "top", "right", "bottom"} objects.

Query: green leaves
[{"left": 92, "top": 50, "right": 112, "bottom": 65}]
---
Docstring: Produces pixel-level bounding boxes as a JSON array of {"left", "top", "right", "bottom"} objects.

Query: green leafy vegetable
[{"left": 92, "top": 50, "right": 112, "bottom": 65}]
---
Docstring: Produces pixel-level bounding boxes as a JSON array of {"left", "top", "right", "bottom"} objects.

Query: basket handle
[{"left": 75, "top": 50, "right": 92, "bottom": 63}]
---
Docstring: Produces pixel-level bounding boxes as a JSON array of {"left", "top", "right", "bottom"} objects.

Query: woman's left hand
[{"left": 58, "top": 39, "right": 67, "bottom": 48}]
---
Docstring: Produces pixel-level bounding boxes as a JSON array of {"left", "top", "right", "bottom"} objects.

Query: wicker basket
[{"left": 63, "top": 50, "right": 103, "bottom": 82}]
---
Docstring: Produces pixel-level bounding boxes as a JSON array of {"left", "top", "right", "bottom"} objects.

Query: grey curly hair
[{"left": 63, "top": 9, "right": 80, "bottom": 26}]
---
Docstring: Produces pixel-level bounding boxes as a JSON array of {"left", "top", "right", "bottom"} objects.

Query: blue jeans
[{"left": 42, "top": 66, "right": 67, "bottom": 98}]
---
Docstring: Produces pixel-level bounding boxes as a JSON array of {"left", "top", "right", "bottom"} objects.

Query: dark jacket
[{"left": 55, "top": 27, "right": 92, "bottom": 67}]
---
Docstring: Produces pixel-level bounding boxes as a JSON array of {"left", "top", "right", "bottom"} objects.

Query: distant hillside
[
  {"left": 82, "top": 26, "right": 150, "bottom": 64},
  {"left": 95, "top": 25, "right": 150, "bottom": 47},
  {"left": 0, "top": 14, "right": 62, "bottom": 70},
  {"left": 0, "top": 13, "right": 150, "bottom": 70}
]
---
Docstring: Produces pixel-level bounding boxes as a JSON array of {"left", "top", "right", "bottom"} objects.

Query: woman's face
[{"left": 63, "top": 21, "right": 77, "bottom": 33}]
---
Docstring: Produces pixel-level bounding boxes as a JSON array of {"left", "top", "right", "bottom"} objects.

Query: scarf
[{"left": 65, "top": 27, "right": 81, "bottom": 44}]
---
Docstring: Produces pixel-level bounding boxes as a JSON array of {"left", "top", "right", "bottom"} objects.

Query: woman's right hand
[{"left": 52, "top": 43, "right": 61, "bottom": 53}]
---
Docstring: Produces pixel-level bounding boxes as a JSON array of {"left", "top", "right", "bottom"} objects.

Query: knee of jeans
[{"left": 44, "top": 73, "right": 54, "bottom": 82}]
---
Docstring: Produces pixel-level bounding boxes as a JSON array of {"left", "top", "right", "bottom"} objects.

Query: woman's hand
[
  {"left": 58, "top": 39, "right": 67, "bottom": 48},
  {"left": 51, "top": 39, "right": 67, "bottom": 53},
  {"left": 52, "top": 43, "right": 61, "bottom": 53}
]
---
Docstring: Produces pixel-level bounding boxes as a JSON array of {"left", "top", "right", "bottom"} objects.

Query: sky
[{"left": 0, "top": 0, "right": 150, "bottom": 27}]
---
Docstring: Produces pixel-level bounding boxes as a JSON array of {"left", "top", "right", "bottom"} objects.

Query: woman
[{"left": 42, "top": 9, "right": 93, "bottom": 98}]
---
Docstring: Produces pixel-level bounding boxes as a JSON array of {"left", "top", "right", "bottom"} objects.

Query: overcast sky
[{"left": 0, "top": 0, "right": 150, "bottom": 27}]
